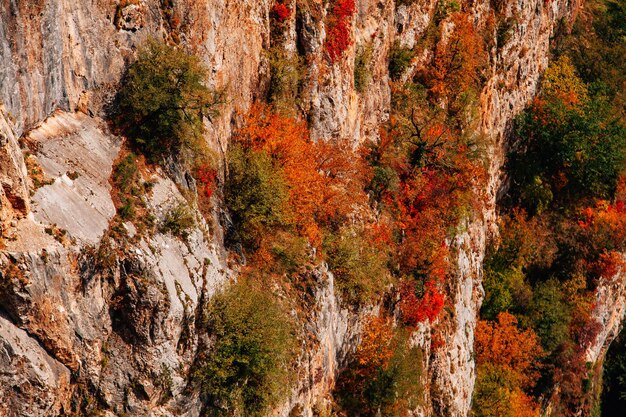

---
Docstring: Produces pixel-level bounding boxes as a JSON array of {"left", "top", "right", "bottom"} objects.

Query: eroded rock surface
[{"left": 0, "top": 1, "right": 605, "bottom": 416}]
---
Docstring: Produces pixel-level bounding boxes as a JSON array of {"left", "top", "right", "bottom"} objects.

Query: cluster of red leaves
[
  {"left": 195, "top": 164, "right": 217, "bottom": 199},
  {"left": 271, "top": 1, "right": 290, "bottom": 23},
  {"left": 398, "top": 279, "right": 445, "bottom": 326},
  {"left": 369, "top": 120, "right": 485, "bottom": 325},
  {"left": 576, "top": 195, "right": 626, "bottom": 281},
  {"left": 324, "top": 0, "right": 356, "bottom": 63}
]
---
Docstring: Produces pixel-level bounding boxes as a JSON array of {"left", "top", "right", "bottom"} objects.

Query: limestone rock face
[
  {"left": 0, "top": 315, "right": 71, "bottom": 417},
  {"left": 587, "top": 264, "right": 626, "bottom": 363},
  {"left": 0, "top": 1, "right": 608, "bottom": 416}
]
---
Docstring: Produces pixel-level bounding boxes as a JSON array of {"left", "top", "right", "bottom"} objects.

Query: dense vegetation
[
  {"left": 194, "top": 278, "right": 296, "bottom": 416},
  {"left": 475, "top": 1, "right": 626, "bottom": 416},
  {"left": 116, "top": 39, "right": 221, "bottom": 160},
  {"left": 111, "top": 0, "right": 625, "bottom": 415},
  {"left": 222, "top": 5, "right": 489, "bottom": 414}
]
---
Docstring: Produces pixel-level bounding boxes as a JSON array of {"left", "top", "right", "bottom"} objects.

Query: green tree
[
  {"left": 323, "top": 225, "right": 390, "bottom": 305},
  {"left": 530, "top": 279, "right": 571, "bottom": 353},
  {"left": 510, "top": 93, "right": 626, "bottom": 212},
  {"left": 196, "top": 278, "right": 296, "bottom": 416},
  {"left": 224, "top": 144, "right": 290, "bottom": 249},
  {"left": 117, "top": 39, "right": 221, "bottom": 158}
]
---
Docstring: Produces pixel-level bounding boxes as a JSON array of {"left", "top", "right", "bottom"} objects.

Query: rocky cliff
[{"left": 2, "top": 1, "right": 620, "bottom": 416}]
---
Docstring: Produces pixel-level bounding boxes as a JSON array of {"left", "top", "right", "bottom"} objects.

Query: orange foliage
[
  {"left": 314, "top": 139, "right": 370, "bottom": 226},
  {"left": 235, "top": 104, "right": 324, "bottom": 243},
  {"left": 430, "top": 13, "right": 486, "bottom": 99},
  {"left": 233, "top": 103, "right": 372, "bottom": 249},
  {"left": 353, "top": 315, "right": 395, "bottom": 378},
  {"left": 475, "top": 312, "right": 544, "bottom": 389},
  {"left": 575, "top": 194, "right": 626, "bottom": 282},
  {"left": 509, "top": 390, "right": 542, "bottom": 417}
]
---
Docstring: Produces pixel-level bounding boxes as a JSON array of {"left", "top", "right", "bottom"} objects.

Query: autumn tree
[
  {"left": 334, "top": 317, "right": 424, "bottom": 415},
  {"left": 429, "top": 13, "right": 487, "bottom": 105},
  {"left": 226, "top": 103, "right": 376, "bottom": 288},
  {"left": 475, "top": 312, "right": 544, "bottom": 388},
  {"left": 367, "top": 81, "right": 486, "bottom": 325},
  {"left": 473, "top": 312, "right": 544, "bottom": 417}
]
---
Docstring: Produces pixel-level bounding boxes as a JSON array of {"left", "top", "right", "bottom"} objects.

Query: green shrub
[
  {"left": 270, "top": 231, "right": 310, "bottom": 274},
  {"left": 224, "top": 144, "right": 290, "bottom": 249},
  {"left": 481, "top": 266, "right": 533, "bottom": 321},
  {"left": 196, "top": 278, "right": 296, "bottom": 416},
  {"left": 472, "top": 364, "right": 519, "bottom": 417},
  {"left": 434, "top": 0, "right": 461, "bottom": 22},
  {"left": 388, "top": 41, "right": 414, "bottom": 81},
  {"left": 160, "top": 203, "right": 195, "bottom": 239},
  {"left": 117, "top": 39, "right": 221, "bottom": 159},
  {"left": 113, "top": 153, "right": 140, "bottom": 194},
  {"left": 354, "top": 44, "right": 373, "bottom": 92},
  {"left": 510, "top": 70, "right": 626, "bottom": 211},
  {"left": 323, "top": 225, "right": 390, "bottom": 305},
  {"left": 530, "top": 279, "right": 571, "bottom": 353},
  {"left": 112, "top": 153, "right": 146, "bottom": 222},
  {"left": 267, "top": 47, "right": 305, "bottom": 113},
  {"left": 371, "top": 331, "right": 424, "bottom": 412}
]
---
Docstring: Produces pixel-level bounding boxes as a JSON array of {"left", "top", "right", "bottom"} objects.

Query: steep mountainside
[{"left": 1, "top": 1, "right": 623, "bottom": 416}]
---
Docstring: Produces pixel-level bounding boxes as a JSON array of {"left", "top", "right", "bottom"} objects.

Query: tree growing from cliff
[
  {"left": 429, "top": 12, "right": 486, "bottom": 106},
  {"left": 473, "top": 312, "right": 544, "bottom": 417},
  {"left": 324, "top": 0, "right": 356, "bottom": 63},
  {"left": 117, "top": 39, "right": 222, "bottom": 159},
  {"left": 195, "top": 277, "right": 296, "bottom": 416}
]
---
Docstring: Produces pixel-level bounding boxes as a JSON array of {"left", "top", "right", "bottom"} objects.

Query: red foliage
[
  {"left": 575, "top": 194, "right": 626, "bottom": 281},
  {"left": 595, "top": 250, "right": 625, "bottom": 279},
  {"left": 271, "top": 2, "right": 290, "bottom": 23},
  {"left": 324, "top": 0, "right": 356, "bottom": 63},
  {"left": 195, "top": 164, "right": 217, "bottom": 199},
  {"left": 399, "top": 279, "right": 445, "bottom": 326},
  {"left": 551, "top": 340, "right": 595, "bottom": 416}
]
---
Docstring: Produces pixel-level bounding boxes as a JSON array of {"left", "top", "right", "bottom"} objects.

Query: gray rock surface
[
  {"left": 1, "top": 1, "right": 614, "bottom": 417},
  {"left": 0, "top": 315, "right": 71, "bottom": 416}
]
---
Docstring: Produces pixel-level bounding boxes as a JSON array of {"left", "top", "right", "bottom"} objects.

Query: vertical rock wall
[{"left": 0, "top": 0, "right": 592, "bottom": 416}]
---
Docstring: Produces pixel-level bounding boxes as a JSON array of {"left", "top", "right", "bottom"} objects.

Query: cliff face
[{"left": 0, "top": 1, "right": 612, "bottom": 417}]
